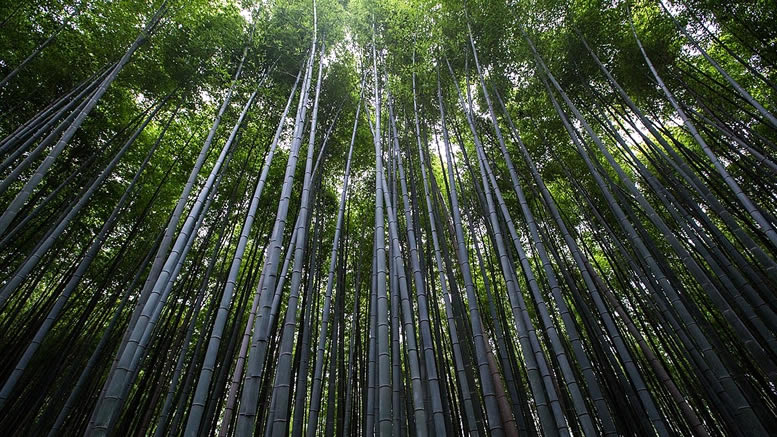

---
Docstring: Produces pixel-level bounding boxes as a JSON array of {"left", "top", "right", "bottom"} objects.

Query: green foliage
[{"left": 2, "top": 0, "right": 777, "bottom": 434}]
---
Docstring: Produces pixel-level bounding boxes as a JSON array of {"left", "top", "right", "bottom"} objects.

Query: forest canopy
[{"left": 1, "top": 0, "right": 776, "bottom": 435}]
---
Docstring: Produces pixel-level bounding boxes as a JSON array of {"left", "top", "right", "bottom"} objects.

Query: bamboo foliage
[{"left": 0, "top": 0, "right": 776, "bottom": 435}]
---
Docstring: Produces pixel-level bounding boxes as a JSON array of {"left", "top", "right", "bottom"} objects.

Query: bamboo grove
[{"left": 0, "top": 0, "right": 776, "bottom": 435}]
